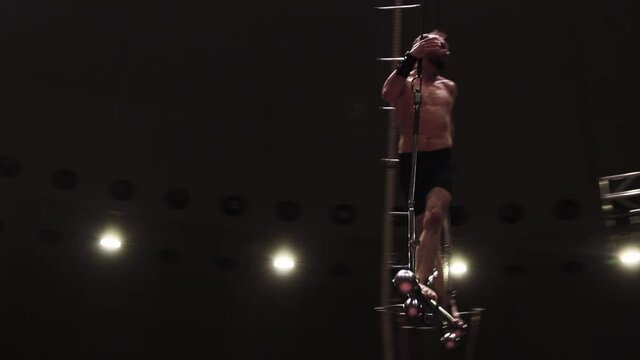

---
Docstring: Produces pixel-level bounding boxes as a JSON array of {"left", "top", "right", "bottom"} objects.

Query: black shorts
[{"left": 399, "top": 148, "right": 456, "bottom": 215}]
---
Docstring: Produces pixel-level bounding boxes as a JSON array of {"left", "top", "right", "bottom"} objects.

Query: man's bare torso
[{"left": 393, "top": 75, "right": 455, "bottom": 153}]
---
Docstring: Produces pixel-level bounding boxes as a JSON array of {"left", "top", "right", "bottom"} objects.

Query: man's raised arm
[
  {"left": 381, "top": 36, "right": 443, "bottom": 103},
  {"left": 381, "top": 52, "right": 417, "bottom": 103}
]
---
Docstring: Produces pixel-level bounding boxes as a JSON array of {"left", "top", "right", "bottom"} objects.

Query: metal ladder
[{"left": 375, "top": 2, "right": 482, "bottom": 359}]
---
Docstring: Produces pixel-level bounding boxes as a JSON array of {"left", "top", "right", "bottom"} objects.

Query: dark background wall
[{"left": 0, "top": 1, "right": 637, "bottom": 359}]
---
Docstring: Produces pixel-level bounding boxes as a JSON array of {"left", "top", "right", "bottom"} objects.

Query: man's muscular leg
[{"left": 415, "top": 187, "right": 451, "bottom": 306}]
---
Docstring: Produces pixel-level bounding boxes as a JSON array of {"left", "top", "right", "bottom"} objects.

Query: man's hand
[{"left": 409, "top": 36, "right": 450, "bottom": 59}]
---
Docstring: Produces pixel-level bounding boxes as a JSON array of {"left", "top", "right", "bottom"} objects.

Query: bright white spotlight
[
  {"left": 100, "top": 234, "right": 122, "bottom": 251},
  {"left": 449, "top": 260, "right": 468, "bottom": 276},
  {"left": 619, "top": 248, "right": 640, "bottom": 267},
  {"left": 273, "top": 252, "right": 295, "bottom": 273}
]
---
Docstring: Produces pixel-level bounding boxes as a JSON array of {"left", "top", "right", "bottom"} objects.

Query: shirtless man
[{"left": 381, "top": 31, "right": 459, "bottom": 317}]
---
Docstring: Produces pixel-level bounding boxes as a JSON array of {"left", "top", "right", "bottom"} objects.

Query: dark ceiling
[{"left": 0, "top": 0, "right": 637, "bottom": 359}]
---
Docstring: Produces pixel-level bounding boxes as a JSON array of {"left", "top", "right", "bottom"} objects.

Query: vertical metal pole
[
  {"left": 407, "top": 0, "right": 427, "bottom": 274},
  {"left": 380, "top": 2, "right": 404, "bottom": 360},
  {"left": 407, "top": 87, "right": 420, "bottom": 273}
]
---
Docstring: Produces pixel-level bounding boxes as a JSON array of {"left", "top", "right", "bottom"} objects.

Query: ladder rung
[
  {"left": 389, "top": 211, "right": 408, "bottom": 216},
  {"left": 381, "top": 158, "right": 400, "bottom": 167},
  {"left": 375, "top": 4, "right": 421, "bottom": 10},
  {"left": 389, "top": 264, "right": 409, "bottom": 269},
  {"left": 601, "top": 189, "right": 640, "bottom": 201},
  {"left": 377, "top": 57, "right": 404, "bottom": 62},
  {"left": 599, "top": 171, "right": 640, "bottom": 181}
]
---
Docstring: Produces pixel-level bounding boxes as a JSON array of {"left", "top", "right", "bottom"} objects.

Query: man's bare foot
[
  {"left": 452, "top": 316, "right": 465, "bottom": 329},
  {"left": 438, "top": 296, "right": 465, "bottom": 329},
  {"left": 449, "top": 302, "right": 466, "bottom": 330},
  {"left": 418, "top": 283, "right": 438, "bottom": 301}
]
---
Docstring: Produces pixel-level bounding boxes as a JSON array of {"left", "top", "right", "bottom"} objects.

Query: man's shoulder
[
  {"left": 437, "top": 77, "right": 457, "bottom": 97},
  {"left": 437, "top": 76, "right": 456, "bottom": 87}
]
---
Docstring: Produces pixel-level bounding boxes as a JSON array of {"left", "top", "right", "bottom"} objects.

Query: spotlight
[
  {"left": 100, "top": 234, "right": 122, "bottom": 251},
  {"left": 273, "top": 251, "right": 295, "bottom": 274},
  {"left": 449, "top": 259, "right": 468, "bottom": 277},
  {"left": 393, "top": 269, "right": 418, "bottom": 295},
  {"left": 403, "top": 296, "right": 423, "bottom": 318},
  {"left": 619, "top": 247, "right": 640, "bottom": 268}
]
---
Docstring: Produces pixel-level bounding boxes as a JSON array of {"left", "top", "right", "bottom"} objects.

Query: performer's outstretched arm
[{"left": 381, "top": 36, "right": 445, "bottom": 103}]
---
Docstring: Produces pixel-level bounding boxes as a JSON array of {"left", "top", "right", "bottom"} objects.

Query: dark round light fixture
[
  {"left": 332, "top": 204, "right": 357, "bottom": 225},
  {"left": 561, "top": 260, "right": 585, "bottom": 274},
  {"left": 37, "top": 228, "right": 63, "bottom": 244},
  {"left": 498, "top": 203, "right": 525, "bottom": 224},
  {"left": 502, "top": 264, "right": 526, "bottom": 277},
  {"left": 0, "top": 155, "right": 21, "bottom": 177},
  {"left": 155, "top": 248, "right": 181, "bottom": 264},
  {"left": 51, "top": 169, "right": 78, "bottom": 190},
  {"left": 110, "top": 179, "right": 136, "bottom": 201},
  {"left": 165, "top": 188, "right": 191, "bottom": 209},
  {"left": 327, "top": 263, "right": 351, "bottom": 277},
  {"left": 554, "top": 198, "right": 581, "bottom": 220},
  {"left": 214, "top": 255, "right": 238, "bottom": 271},
  {"left": 276, "top": 201, "right": 301, "bottom": 222},
  {"left": 221, "top": 196, "right": 245, "bottom": 216}
]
